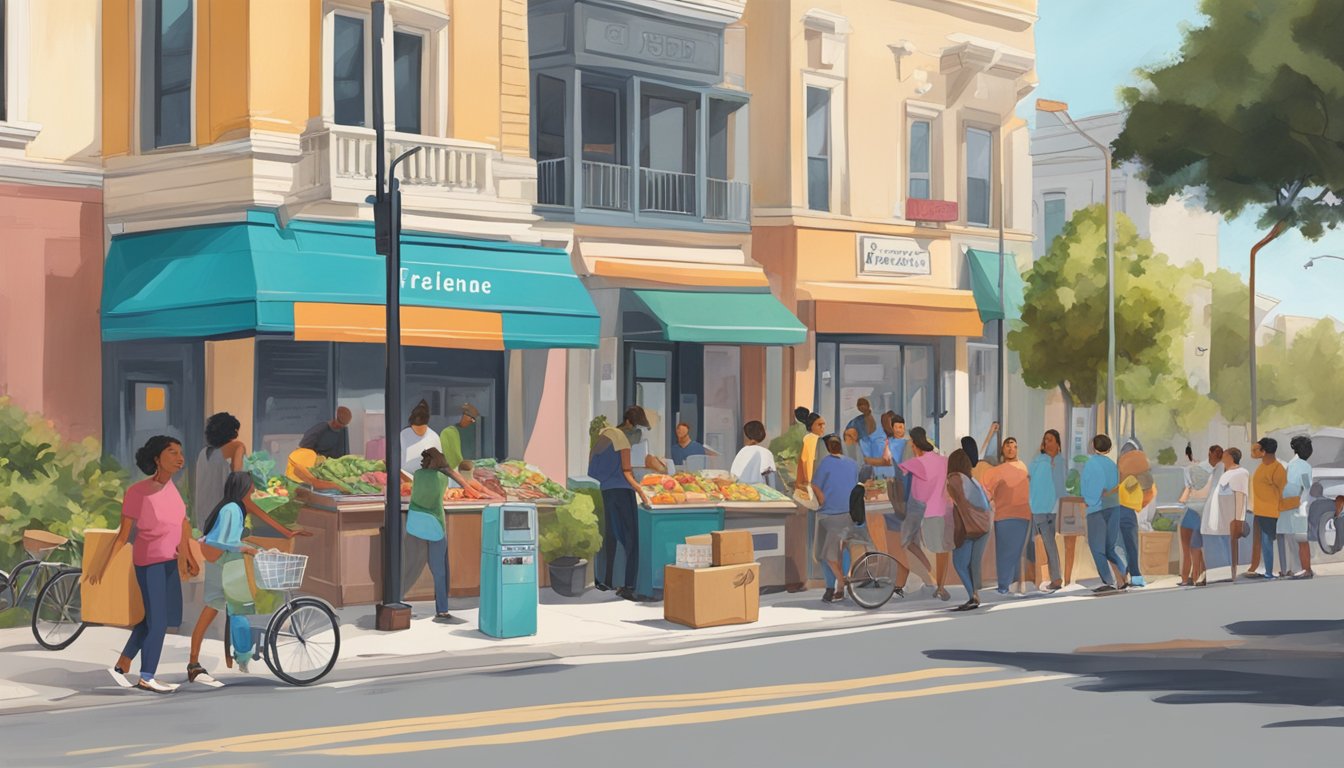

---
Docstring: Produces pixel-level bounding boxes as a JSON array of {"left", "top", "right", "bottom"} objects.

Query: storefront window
[
  {"left": 403, "top": 348, "right": 505, "bottom": 461},
  {"left": 255, "top": 340, "right": 334, "bottom": 460},
  {"left": 903, "top": 346, "right": 932, "bottom": 427},
  {"left": 702, "top": 346, "right": 740, "bottom": 464},
  {"left": 335, "top": 343, "right": 385, "bottom": 458},
  {"left": 816, "top": 341, "right": 937, "bottom": 443},
  {"left": 393, "top": 30, "right": 424, "bottom": 134}
]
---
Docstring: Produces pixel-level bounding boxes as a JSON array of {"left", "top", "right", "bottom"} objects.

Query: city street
[{"left": 8, "top": 574, "right": 1344, "bottom": 768}]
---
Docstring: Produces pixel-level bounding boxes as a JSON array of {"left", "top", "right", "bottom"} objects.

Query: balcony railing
[
  {"left": 299, "top": 125, "right": 495, "bottom": 203},
  {"left": 582, "top": 160, "right": 631, "bottom": 211},
  {"left": 640, "top": 168, "right": 697, "bottom": 216},
  {"left": 534, "top": 158, "right": 750, "bottom": 225},
  {"left": 706, "top": 178, "right": 750, "bottom": 223},
  {"left": 537, "top": 157, "right": 569, "bottom": 206}
]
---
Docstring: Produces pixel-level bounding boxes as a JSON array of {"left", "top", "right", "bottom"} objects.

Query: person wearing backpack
[
  {"left": 947, "top": 448, "right": 992, "bottom": 612},
  {"left": 811, "top": 434, "right": 861, "bottom": 603}
]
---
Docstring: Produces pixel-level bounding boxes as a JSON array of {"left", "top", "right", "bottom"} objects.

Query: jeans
[
  {"left": 1117, "top": 508, "right": 1141, "bottom": 578},
  {"left": 1026, "top": 514, "right": 1062, "bottom": 583},
  {"left": 122, "top": 560, "right": 183, "bottom": 681},
  {"left": 599, "top": 489, "right": 639, "bottom": 591},
  {"left": 1257, "top": 516, "right": 1279, "bottom": 575},
  {"left": 953, "top": 535, "right": 990, "bottom": 598},
  {"left": 402, "top": 532, "right": 452, "bottom": 614},
  {"left": 821, "top": 549, "right": 853, "bottom": 590},
  {"left": 994, "top": 519, "right": 1031, "bottom": 590},
  {"left": 1086, "top": 508, "right": 1126, "bottom": 586}
]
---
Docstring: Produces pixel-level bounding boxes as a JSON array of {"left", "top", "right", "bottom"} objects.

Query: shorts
[
  {"left": 1181, "top": 507, "right": 1203, "bottom": 548},
  {"left": 901, "top": 498, "right": 927, "bottom": 549},
  {"left": 921, "top": 514, "right": 952, "bottom": 554},
  {"left": 813, "top": 513, "right": 857, "bottom": 563}
]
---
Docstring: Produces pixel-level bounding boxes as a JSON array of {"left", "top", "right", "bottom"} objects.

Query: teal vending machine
[{"left": 479, "top": 503, "right": 538, "bottom": 638}]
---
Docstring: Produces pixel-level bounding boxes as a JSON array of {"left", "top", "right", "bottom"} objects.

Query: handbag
[{"left": 406, "top": 507, "right": 445, "bottom": 541}]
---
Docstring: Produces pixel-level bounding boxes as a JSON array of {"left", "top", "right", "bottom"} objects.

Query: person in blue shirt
[
  {"left": 1081, "top": 434, "right": 1126, "bottom": 594},
  {"left": 1282, "top": 436, "right": 1315, "bottom": 579},
  {"left": 811, "top": 435, "right": 860, "bottom": 603},
  {"left": 1026, "top": 429, "right": 1066, "bottom": 592},
  {"left": 670, "top": 422, "right": 718, "bottom": 468}
]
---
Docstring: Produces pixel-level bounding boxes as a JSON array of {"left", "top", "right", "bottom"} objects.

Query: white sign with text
[{"left": 857, "top": 236, "right": 932, "bottom": 277}]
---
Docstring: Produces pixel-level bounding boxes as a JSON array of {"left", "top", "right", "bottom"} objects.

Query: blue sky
[{"left": 1028, "top": 0, "right": 1343, "bottom": 322}]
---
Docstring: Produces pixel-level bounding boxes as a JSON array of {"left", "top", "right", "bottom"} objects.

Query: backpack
[{"left": 848, "top": 484, "right": 867, "bottom": 526}]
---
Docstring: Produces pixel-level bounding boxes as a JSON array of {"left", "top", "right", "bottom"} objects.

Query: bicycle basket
[{"left": 253, "top": 550, "right": 308, "bottom": 590}]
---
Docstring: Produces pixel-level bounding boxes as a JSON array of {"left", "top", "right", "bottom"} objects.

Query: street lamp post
[
  {"left": 1304, "top": 254, "right": 1344, "bottom": 270},
  {"left": 372, "top": 1, "right": 422, "bottom": 632},
  {"left": 1037, "top": 99, "right": 1118, "bottom": 439}
]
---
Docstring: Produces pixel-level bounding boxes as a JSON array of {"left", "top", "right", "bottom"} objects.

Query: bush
[
  {"left": 1157, "top": 447, "right": 1178, "bottom": 466},
  {"left": 539, "top": 493, "right": 601, "bottom": 563},
  {"left": 0, "top": 397, "right": 128, "bottom": 564}
]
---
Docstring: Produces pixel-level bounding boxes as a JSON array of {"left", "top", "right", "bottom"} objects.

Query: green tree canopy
[
  {"left": 1009, "top": 205, "right": 1195, "bottom": 412},
  {"left": 1114, "top": 0, "right": 1344, "bottom": 238}
]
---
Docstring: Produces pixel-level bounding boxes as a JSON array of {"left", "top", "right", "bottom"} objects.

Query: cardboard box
[
  {"left": 1139, "top": 531, "right": 1176, "bottom": 575},
  {"left": 1058, "top": 497, "right": 1087, "bottom": 536},
  {"left": 684, "top": 534, "right": 712, "bottom": 547},
  {"left": 711, "top": 530, "right": 753, "bottom": 566},
  {"left": 80, "top": 529, "right": 144, "bottom": 628},
  {"left": 663, "top": 563, "right": 760, "bottom": 628}
]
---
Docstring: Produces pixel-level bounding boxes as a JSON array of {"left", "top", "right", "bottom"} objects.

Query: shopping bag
[
  {"left": 80, "top": 529, "right": 144, "bottom": 627},
  {"left": 228, "top": 613, "right": 254, "bottom": 665},
  {"left": 406, "top": 509, "right": 445, "bottom": 541}
]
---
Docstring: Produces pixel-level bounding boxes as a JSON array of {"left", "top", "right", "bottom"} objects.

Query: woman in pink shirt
[
  {"left": 90, "top": 435, "right": 200, "bottom": 694},
  {"left": 900, "top": 427, "right": 952, "bottom": 601}
]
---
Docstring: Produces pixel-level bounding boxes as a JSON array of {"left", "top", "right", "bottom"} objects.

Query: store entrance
[
  {"left": 102, "top": 341, "right": 203, "bottom": 472},
  {"left": 816, "top": 339, "right": 938, "bottom": 446},
  {"left": 625, "top": 344, "right": 674, "bottom": 458}
]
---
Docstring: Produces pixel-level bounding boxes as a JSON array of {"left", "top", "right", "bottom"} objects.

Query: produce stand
[{"left": 635, "top": 504, "right": 725, "bottom": 599}]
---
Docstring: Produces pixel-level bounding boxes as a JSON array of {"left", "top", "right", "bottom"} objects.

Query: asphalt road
[{"left": 8, "top": 576, "right": 1344, "bottom": 768}]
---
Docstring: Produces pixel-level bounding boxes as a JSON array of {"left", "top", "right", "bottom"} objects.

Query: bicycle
[
  {"left": 221, "top": 550, "right": 341, "bottom": 686},
  {"left": 840, "top": 527, "right": 901, "bottom": 610},
  {"left": 0, "top": 529, "right": 88, "bottom": 650}
]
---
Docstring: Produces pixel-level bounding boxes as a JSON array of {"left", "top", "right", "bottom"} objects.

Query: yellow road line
[
  {"left": 133, "top": 667, "right": 998, "bottom": 757},
  {"left": 66, "top": 744, "right": 149, "bottom": 756},
  {"left": 308, "top": 674, "right": 1070, "bottom": 756}
]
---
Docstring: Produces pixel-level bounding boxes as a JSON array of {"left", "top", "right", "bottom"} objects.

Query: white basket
[{"left": 253, "top": 550, "right": 308, "bottom": 590}]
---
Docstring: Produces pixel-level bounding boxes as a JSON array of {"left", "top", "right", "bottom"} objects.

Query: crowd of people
[{"left": 787, "top": 398, "right": 1343, "bottom": 611}]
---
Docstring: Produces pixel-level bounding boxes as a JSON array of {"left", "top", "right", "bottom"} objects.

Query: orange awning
[
  {"left": 586, "top": 258, "right": 771, "bottom": 288},
  {"left": 292, "top": 302, "right": 505, "bottom": 351},
  {"left": 800, "top": 282, "right": 984, "bottom": 337}
]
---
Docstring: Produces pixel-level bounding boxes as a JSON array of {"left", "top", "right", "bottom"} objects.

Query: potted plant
[{"left": 539, "top": 494, "right": 601, "bottom": 597}]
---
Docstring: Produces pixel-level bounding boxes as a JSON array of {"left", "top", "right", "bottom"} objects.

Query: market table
[
  {"left": 291, "top": 488, "right": 557, "bottom": 607},
  {"left": 635, "top": 505, "right": 725, "bottom": 599}
]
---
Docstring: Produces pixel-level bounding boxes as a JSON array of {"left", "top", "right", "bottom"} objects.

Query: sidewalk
[{"left": 3, "top": 562, "right": 1340, "bottom": 714}]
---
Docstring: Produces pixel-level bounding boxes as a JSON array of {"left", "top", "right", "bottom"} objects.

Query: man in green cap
[{"left": 440, "top": 403, "right": 479, "bottom": 471}]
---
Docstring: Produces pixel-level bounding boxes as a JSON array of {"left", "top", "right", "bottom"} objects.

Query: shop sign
[
  {"left": 399, "top": 267, "right": 493, "bottom": 296},
  {"left": 857, "top": 236, "right": 932, "bottom": 277},
  {"left": 577, "top": 3, "right": 722, "bottom": 78}
]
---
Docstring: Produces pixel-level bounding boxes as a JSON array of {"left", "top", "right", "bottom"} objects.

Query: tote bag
[{"left": 406, "top": 506, "right": 446, "bottom": 541}]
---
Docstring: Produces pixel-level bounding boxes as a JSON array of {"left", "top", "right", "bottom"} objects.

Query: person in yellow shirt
[
  {"left": 1116, "top": 440, "right": 1156, "bottom": 588},
  {"left": 1250, "top": 437, "right": 1288, "bottom": 580}
]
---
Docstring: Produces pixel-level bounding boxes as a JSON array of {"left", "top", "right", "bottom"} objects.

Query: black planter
[{"left": 547, "top": 557, "right": 589, "bottom": 597}]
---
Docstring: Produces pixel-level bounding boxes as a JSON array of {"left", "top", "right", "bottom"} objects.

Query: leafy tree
[
  {"left": 1206, "top": 268, "right": 1293, "bottom": 422},
  {"left": 1114, "top": 0, "right": 1344, "bottom": 433},
  {"left": 1261, "top": 319, "right": 1344, "bottom": 430},
  {"left": 1009, "top": 205, "right": 1196, "bottom": 418}
]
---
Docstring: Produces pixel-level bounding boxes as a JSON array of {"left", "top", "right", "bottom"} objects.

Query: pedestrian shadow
[{"left": 925, "top": 618, "right": 1344, "bottom": 726}]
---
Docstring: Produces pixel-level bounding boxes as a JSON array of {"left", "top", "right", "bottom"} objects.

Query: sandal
[
  {"left": 935, "top": 587, "right": 952, "bottom": 602},
  {"left": 188, "top": 663, "right": 223, "bottom": 688}
]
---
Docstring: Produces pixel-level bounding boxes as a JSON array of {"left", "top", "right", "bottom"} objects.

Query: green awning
[
  {"left": 630, "top": 289, "right": 807, "bottom": 345},
  {"left": 966, "top": 248, "right": 1026, "bottom": 323}
]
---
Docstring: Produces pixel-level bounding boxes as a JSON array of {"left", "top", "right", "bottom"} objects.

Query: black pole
[{"left": 372, "top": 1, "right": 409, "bottom": 631}]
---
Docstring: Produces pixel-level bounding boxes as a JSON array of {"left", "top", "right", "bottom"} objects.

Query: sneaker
[
  {"left": 1244, "top": 572, "right": 1265, "bottom": 579},
  {"left": 1092, "top": 584, "right": 1117, "bottom": 595},
  {"left": 1131, "top": 576, "right": 1146, "bottom": 588},
  {"left": 821, "top": 588, "right": 835, "bottom": 603},
  {"left": 1291, "top": 570, "right": 1314, "bottom": 580},
  {"left": 893, "top": 587, "right": 906, "bottom": 599},
  {"left": 108, "top": 667, "right": 134, "bottom": 689},
  {"left": 996, "top": 588, "right": 1010, "bottom": 595},
  {"left": 1263, "top": 573, "right": 1278, "bottom": 581},
  {"left": 136, "top": 678, "right": 178, "bottom": 694}
]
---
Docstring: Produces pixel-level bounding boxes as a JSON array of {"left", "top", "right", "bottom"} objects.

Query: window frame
[
  {"left": 136, "top": 0, "right": 197, "bottom": 153},
  {"left": 1042, "top": 190, "right": 1066, "bottom": 250},
  {"left": 639, "top": 85, "right": 697, "bottom": 174},
  {"left": 0, "top": 0, "right": 7, "bottom": 124},
  {"left": 331, "top": 9, "right": 372, "bottom": 129},
  {"left": 392, "top": 26, "right": 427, "bottom": 135},
  {"left": 583, "top": 79, "right": 627, "bottom": 166},
  {"left": 963, "top": 124, "right": 994, "bottom": 228},
  {"left": 907, "top": 117, "right": 932, "bottom": 201}
]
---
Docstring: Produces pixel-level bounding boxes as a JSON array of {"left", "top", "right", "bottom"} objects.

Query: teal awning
[
  {"left": 966, "top": 248, "right": 1026, "bottom": 323},
  {"left": 630, "top": 289, "right": 807, "bottom": 345},
  {"left": 101, "top": 210, "right": 600, "bottom": 349}
]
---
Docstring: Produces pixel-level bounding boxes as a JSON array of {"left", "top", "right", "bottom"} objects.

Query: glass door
[{"left": 626, "top": 344, "right": 673, "bottom": 459}]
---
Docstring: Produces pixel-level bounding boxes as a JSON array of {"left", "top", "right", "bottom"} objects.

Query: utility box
[{"left": 479, "top": 503, "right": 538, "bottom": 638}]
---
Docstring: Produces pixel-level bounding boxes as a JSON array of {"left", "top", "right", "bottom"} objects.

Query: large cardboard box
[
  {"left": 711, "top": 530, "right": 753, "bottom": 566},
  {"left": 1058, "top": 497, "right": 1087, "bottom": 536},
  {"left": 685, "top": 534, "right": 712, "bottom": 547},
  {"left": 663, "top": 563, "right": 760, "bottom": 628},
  {"left": 1139, "top": 531, "right": 1176, "bottom": 575},
  {"left": 81, "top": 529, "right": 144, "bottom": 628}
]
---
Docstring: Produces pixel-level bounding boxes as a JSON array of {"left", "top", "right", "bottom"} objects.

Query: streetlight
[
  {"left": 1305, "top": 254, "right": 1344, "bottom": 269},
  {"left": 1037, "top": 98, "right": 1118, "bottom": 441}
]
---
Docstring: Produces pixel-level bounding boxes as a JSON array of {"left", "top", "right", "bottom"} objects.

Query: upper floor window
[
  {"left": 585, "top": 84, "right": 623, "bottom": 166},
  {"left": 333, "top": 14, "right": 367, "bottom": 127},
  {"left": 1043, "top": 192, "right": 1066, "bottom": 249},
  {"left": 908, "top": 119, "right": 931, "bottom": 200},
  {"left": 393, "top": 31, "right": 423, "bottom": 134},
  {"left": 641, "top": 87, "right": 698, "bottom": 215},
  {"left": 965, "top": 126, "right": 992, "bottom": 227},
  {"left": 1112, "top": 189, "right": 1126, "bottom": 214},
  {"left": 141, "top": 0, "right": 194, "bottom": 149},
  {"left": 806, "top": 86, "right": 831, "bottom": 212}
]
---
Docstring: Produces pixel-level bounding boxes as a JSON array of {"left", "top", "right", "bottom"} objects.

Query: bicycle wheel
[
  {"left": 33, "top": 569, "right": 86, "bottom": 650},
  {"left": 264, "top": 597, "right": 340, "bottom": 686},
  {"left": 848, "top": 552, "right": 899, "bottom": 610},
  {"left": 1, "top": 560, "right": 42, "bottom": 613}
]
